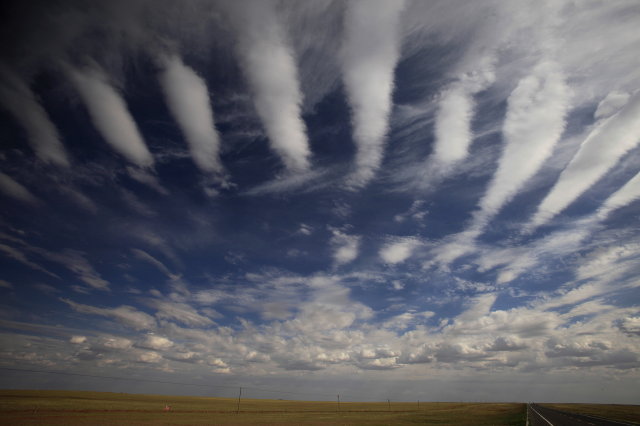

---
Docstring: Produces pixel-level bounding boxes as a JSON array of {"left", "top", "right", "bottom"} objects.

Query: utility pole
[
  {"left": 337, "top": 394, "right": 340, "bottom": 412},
  {"left": 388, "top": 399, "right": 391, "bottom": 411},
  {"left": 236, "top": 387, "right": 242, "bottom": 414}
]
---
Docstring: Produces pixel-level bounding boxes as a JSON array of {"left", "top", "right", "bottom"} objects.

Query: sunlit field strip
[{"left": 0, "top": 390, "right": 527, "bottom": 425}]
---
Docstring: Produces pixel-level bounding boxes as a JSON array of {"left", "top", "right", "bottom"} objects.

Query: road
[{"left": 527, "top": 403, "right": 635, "bottom": 426}]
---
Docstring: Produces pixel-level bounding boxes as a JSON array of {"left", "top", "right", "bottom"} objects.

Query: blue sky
[{"left": 1, "top": 0, "right": 640, "bottom": 403}]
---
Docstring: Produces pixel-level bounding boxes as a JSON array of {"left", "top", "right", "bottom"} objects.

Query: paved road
[{"left": 528, "top": 403, "right": 635, "bottom": 426}]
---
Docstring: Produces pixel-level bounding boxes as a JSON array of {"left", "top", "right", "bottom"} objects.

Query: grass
[
  {"left": 541, "top": 403, "right": 640, "bottom": 425},
  {"left": 0, "top": 390, "right": 526, "bottom": 425}
]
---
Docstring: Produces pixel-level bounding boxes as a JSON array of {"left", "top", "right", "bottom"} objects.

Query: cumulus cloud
[
  {"left": 68, "top": 66, "right": 154, "bottom": 168},
  {"left": 379, "top": 237, "right": 420, "bottom": 264},
  {"left": 70, "top": 335, "right": 87, "bottom": 344},
  {"left": 61, "top": 298, "right": 156, "bottom": 330},
  {"left": 158, "top": 54, "right": 224, "bottom": 174},
  {"left": 527, "top": 91, "right": 640, "bottom": 231},
  {"left": 341, "top": 0, "right": 406, "bottom": 187},
  {"left": 0, "top": 172, "right": 39, "bottom": 204},
  {"left": 140, "top": 334, "right": 174, "bottom": 350},
  {"left": 0, "top": 68, "right": 70, "bottom": 166},
  {"left": 230, "top": 0, "right": 311, "bottom": 172},
  {"left": 330, "top": 229, "right": 360, "bottom": 266}
]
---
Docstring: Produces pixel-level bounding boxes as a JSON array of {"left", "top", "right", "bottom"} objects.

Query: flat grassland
[
  {"left": 541, "top": 403, "right": 640, "bottom": 424},
  {"left": 0, "top": 390, "right": 526, "bottom": 425}
]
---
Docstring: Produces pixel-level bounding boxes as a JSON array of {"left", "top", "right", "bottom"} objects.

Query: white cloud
[
  {"left": 0, "top": 68, "right": 70, "bottom": 167},
  {"left": 432, "top": 56, "right": 496, "bottom": 166},
  {"left": 68, "top": 66, "right": 154, "bottom": 168},
  {"left": 231, "top": 0, "right": 311, "bottom": 172},
  {"left": 330, "top": 229, "right": 360, "bottom": 266},
  {"left": 597, "top": 170, "right": 640, "bottom": 219},
  {"left": 527, "top": 90, "right": 640, "bottom": 231},
  {"left": 140, "top": 334, "right": 174, "bottom": 350},
  {"left": 69, "top": 335, "right": 86, "bottom": 344},
  {"left": 594, "top": 90, "right": 630, "bottom": 120},
  {"left": 61, "top": 298, "right": 156, "bottom": 330},
  {"left": 341, "top": 0, "right": 406, "bottom": 187},
  {"left": 131, "top": 248, "right": 175, "bottom": 278},
  {"left": 42, "top": 249, "right": 110, "bottom": 291},
  {"left": 0, "top": 243, "right": 59, "bottom": 279},
  {"left": 126, "top": 167, "right": 168, "bottom": 195},
  {"left": 432, "top": 86, "right": 474, "bottom": 165},
  {"left": 476, "top": 61, "right": 570, "bottom": 226},
  {"left": 147, "top": 300, "right": 214, "bottom": 327},
  {"left": 137, "top": 351, "right": 162, "bottom": 363},
  {"left": 379, "top": 237, "right": 420, "bottom": 264},
  {"left": 158, "top": 55, "right": 224, "bottom": 174},
  {"left": 0, "top": 172, "right": 39, "bottom": 204}
]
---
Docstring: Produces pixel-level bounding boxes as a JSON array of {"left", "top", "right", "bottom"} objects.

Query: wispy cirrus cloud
[
  {"left": 475, "top": 61, "right": 570, "bottom": 230},
  {"left": 61, "top": 298, "right": 156, "bottom": 330},
  {"left": 158, "top": 55, "right": 224, "bottom": 175},
  {"left": 432, "top": 56, "right": 496, "bottom": 167},
  {"left": 341, "top": 0, "right": 406, "bottom": 187},
  {"left": 230, "top": 0, "right": 311, "bottom": 173},
  {"left": 0, "top": 68, "right": 70, "bottom": 167},
  {"left": 68, "top": 66, "right": 154, "bottom": 168},
  {"left": 527, "top": 91, "right": 640, "bottom": 232},
  {"left": 596, "top": 170, "right": 640, "bottom": 220},
  {"left": 0, "top": 172, "right": 39, "bottom": 204}
]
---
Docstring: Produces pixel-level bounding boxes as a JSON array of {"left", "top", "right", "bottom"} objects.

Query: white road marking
[{"left": 529, "top": 404, "right": 554, "bottom": 426}]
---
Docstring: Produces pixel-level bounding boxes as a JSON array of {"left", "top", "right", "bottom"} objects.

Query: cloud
[
  {"left": 330, "top": 229, "right": 360, "bottom": 266},
  {"left": 476, "top": 61, "right": 570, "bottom": 228},
  {"left": 230, "top": 0, "right": 311, "bottom": 172},
  {"left": 379, "top": 237, "right": 420, "bottom": 264},
  {"left": 0, "top": 243, "right": 59, "bottom": 279},
  {"left": 527, "top": 90, "right": 640, "bottom": 231},
  {"left": 158, "top": 54, "right": 224, "bottom": 174},
  {"left": 42, "top": 249, "right": 110, "bottom": 291},
  {"left": 0, "top": 68, "right": 70, "bottom": 167},
  {"left": 126, "top": 167, "right": 168, "bottom": 195},
  {"left": 432, "top": 86, "right": 474, "bottom": 166},
  {"left": 68, "top": 66, "right": 154, "bottom": 168},
  {"left": 131, "top": 248, "right": 175, "bottom": 278},
  {"left": 61, "top": 298, "right": 156, "bottom": 330},
  {"left": 597, "top": 170, "right": 640, "bottom": 219},
  {"left": 432, "top": 56, "right": 496, "bottom": 166},
  {"left": 0, "top": 172, "right": 39, "bottom": 204},
  {"left": 341, "top": 0, "right": 406, "bottom": 187},
  {"left": 139, "top": 334, "right": 174, "bottom": 350},
  {"left": 70, "top": 335, "right": 87, "bottom": 344},
  {"left": 147, "top": 299, "right": 214, "bottom": 327}
]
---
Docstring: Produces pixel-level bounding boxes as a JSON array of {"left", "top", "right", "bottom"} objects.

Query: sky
[{"left": 0, "top": 0, "right": 639, "bottom": 404}]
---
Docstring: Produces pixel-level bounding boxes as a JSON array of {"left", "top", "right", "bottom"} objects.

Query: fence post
[
  {"left": 388, "top": 399, "right": 391, "bottom": 411},
  {"left": 337, "top": 394, "right": 340, "bottom": 412},
  {"left": 236, "top": 387, "right": 242, "bottom": 414}
]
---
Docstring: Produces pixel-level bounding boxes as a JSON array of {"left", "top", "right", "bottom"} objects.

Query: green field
[
  {"left": 541, "top": 403, "right": 640, "bottom": 425},
  {"left": 0, "top": 390, "right": 526, "bottom": 425}
]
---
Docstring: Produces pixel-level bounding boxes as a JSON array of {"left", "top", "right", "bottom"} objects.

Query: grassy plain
[
  {"left": 0, "top": 389, "right": 526, "bottom": 425},
  {"left": 541, "top": 403, "right": 640, "bottom": 424}
]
